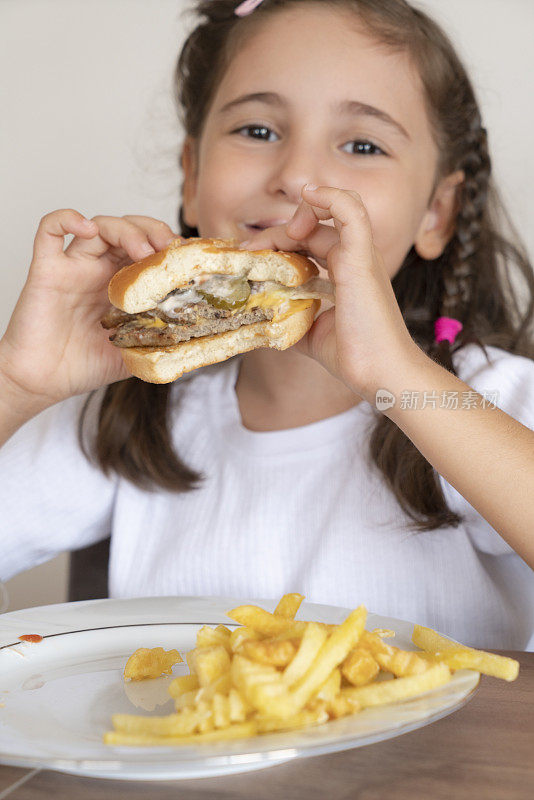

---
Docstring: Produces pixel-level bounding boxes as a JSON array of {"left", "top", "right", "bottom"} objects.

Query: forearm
[
  {"left": 0, "top": 343, "right": 52, "bottom": 447},
  {"left": 374, "top": 350, "right": 534, "bottom": 568}
]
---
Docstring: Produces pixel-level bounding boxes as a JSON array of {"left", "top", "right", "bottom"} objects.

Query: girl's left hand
[{"left": 239, "top": 185, "right": 422, "bottom": 403}]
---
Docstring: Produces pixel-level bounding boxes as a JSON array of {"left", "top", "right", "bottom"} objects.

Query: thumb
[{"left": 294, "top": 305, "right": 336, "bottom": 362}]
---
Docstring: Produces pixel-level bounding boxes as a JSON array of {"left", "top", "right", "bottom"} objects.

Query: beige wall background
[{"left": 1, "top": 0, "right": 532, "bottom": 611}]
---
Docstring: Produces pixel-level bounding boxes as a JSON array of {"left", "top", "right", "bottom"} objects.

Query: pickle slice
[{"left": 197, "top": 276, "right": 251, "bottom": 310}]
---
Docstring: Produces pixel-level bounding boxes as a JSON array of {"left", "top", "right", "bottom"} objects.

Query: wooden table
[{"left": 0, "top": 650, "right": 532, "bottom": 799}]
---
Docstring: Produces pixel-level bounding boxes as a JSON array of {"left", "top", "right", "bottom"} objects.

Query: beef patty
[
  {"left": 107, "top": 305, "right": 275, "bottom": 348},
  {"left": 100, "top": 301, "right": 234, "bottom": 329}
]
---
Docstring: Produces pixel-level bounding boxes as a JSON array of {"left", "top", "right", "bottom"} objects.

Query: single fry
[
  {"left": 227, "top": 605, "right": 297, "bottom": 636},
  {"left": 412, "top": 625, "right": 519, "bottom": 681},
  {"left": 196, "top": 625, "right": 232, "bottom": 653},
  {"left": 231, "top": 654, "right": 283, "bottom": 708},
  {"left": 316, "top": 668, "right": 342, "bottom": 702},
  {"left": 229, "top": 626, "right": 262, "bottom": 652},
  {"left": 112, "top": 709, "right": 199, "bottom": 737},
  {"left": 274, "top": 593, "right": 305, "bottom": 619},
  {"left": 282, "top": 623, "right": 328, "bottom": 687},
  {"left": 242, "top": 637, "right": 298, "bottom": 667},
  {"left": 104, "top": 720, "right": 257, "bottom": 747},
  {"left": 328, "top": 693, "right": 360, "bottom": 719},
  {"left": 123, "top": 647, "right": 182, "bottom": 681},
  {"left": 437, "top": 650, "right": 519, "bottom": 681},
  {"left": 196, "top": 699, "right": 215, "bottom": 733},
  {"left": 168, "top": 673, "right": 199, "bottom": 698},
  {"left": 360, "top": 631, "right": 430, "bottom": 677},
  {"left": 342, "top": 663, "right": 452, "bottom": 709},
  {"left": 212, "top": 692, "right": 231, "bottom": 729},
  {"left": 341, "top": 648, "right": 380, "bottom": 687},
  {"left": 371, "top": 629, "right": 396, "bottom": 639},
  {"left": 256, "top": 706, "right": 328, "bottom": 733},
  {"left": 173, "top": 672, "right": 232, "bottom": 711},
  {"left": 190, "top": 645, "right": 231, "bottom": 687},
  {"left": 228, "top": 605, "right": 334, "bottom": 639},
  {"left": 412, "top": 624, "right": 460, "bottom": 653},
  {"left": 228, "top": 687, "right": 251, "bottom": 722},
  {"left": 271, "top": 622, "right": 336, "bottom": 641}
]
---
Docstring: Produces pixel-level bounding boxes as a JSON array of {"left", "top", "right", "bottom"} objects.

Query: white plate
[{"left": 0, "top": 596, "right": 479, "bottom": 781}]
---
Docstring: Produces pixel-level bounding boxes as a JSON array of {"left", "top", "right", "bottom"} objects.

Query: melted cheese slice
[
  {"left": 274, "top": 298, "right": 315, "bottom": 323},
  {"left": 137, "top": 317, "right": 167, "bottom": 329},
  {"left": 241, "top": 290, "right": 314, "bottom": 323},
  {"left": 237, "top": 278, "right": 333, "bottom": 322}
]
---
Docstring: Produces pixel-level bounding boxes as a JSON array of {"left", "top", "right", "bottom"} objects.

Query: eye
[
  {"left": 233, "top": 125, "right": 278, "bottom": 142},
  {"left": 342, "top": 140, "right": 386, "bottom": 156}
]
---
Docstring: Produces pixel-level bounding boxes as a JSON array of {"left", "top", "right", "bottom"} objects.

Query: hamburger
[{"left": 100, "top": 236, "right": 334, "bottom": 383}]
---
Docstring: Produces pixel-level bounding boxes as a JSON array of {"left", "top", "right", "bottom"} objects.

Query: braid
[
  {"left": 429, "top": 118, "right": 491, "bottom": 370},
  {"left": 444, "top": 121, "right": 491, "bottom": 317}
]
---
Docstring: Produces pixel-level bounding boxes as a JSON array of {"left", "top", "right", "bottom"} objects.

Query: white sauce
[
  {"left": 156, "top": 287, "right": 203, "bottom": 317},
  {"left": 155, "top": 274, "right": 335, "bottom": 318}
]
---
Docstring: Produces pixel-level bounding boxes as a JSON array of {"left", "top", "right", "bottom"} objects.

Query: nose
[{"left": 265, "top": 131, "right": 326, "bottom": 205}]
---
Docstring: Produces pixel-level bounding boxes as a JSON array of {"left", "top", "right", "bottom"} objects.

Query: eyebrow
[{"left": 217, "top": 91, "right": 411, "bottom": 140}]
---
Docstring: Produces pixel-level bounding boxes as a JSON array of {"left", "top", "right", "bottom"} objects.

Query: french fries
[{"left": 105, "top": 595, "right": 520, "bottom": 746}]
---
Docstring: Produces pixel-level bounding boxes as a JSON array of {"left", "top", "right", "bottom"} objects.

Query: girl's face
[{"left": 183, "top": 6, "right": 446, "bottom": 281}]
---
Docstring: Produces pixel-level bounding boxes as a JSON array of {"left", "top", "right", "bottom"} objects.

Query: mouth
[{"left": 242, "top": 219, "right": 290, "bottom": 233}]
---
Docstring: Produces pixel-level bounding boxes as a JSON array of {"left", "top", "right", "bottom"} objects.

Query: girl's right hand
[{"left": 0, "top": 209, "right": 179, "bottom": 411}]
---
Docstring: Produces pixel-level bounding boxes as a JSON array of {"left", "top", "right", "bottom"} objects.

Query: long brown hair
[{"left": 79, "top": 0, "right": 534, "bottom": 530}]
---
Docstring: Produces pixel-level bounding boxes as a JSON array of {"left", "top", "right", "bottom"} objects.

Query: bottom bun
[{"left": 119, "top": 300, "right": 320, "bottom": 384}]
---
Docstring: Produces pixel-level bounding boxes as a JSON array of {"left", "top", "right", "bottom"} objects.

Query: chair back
[{"left": 68, "top": 537, "right": 110, "bottom": 601}]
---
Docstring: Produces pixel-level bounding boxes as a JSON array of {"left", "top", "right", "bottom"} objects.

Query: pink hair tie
[
  {"left": 235, "top": 0, "right": 265, "bottom": 16},
  {"left": 434, "top": 316, "right": 463, "bottom": 345}
]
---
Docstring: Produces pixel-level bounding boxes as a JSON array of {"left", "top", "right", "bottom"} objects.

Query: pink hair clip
[
  {"left": 434, "top": 316, "right": 463, "bottom": 345},
  {"left": 235, "top": 0, "right": 266, "bottom": 16}
]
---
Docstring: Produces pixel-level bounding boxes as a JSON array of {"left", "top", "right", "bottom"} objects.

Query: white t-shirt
[{"left": 1, "top": 344, "right": 533, "bottom": 650}]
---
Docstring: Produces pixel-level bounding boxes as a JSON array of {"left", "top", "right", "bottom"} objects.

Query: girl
[{"left": 1, "top": 0, "right": 533, "bottom": 649}]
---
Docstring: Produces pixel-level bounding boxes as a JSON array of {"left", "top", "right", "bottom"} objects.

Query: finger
[
  {"left": 65, "top": 215, "right": 161, "bottom": 262},
  {"left": 301, "top": 186, "right": 375, "bottom": 280},
  {"left": 286, "top": 195, "right": 332, "bottom": 240},
  {"left": 239, "top": 220, "right": 337, "bottom": 268},
  {"left": 121, "top": 215, "right": 182, "bottom": 252},
  {"left": 32, "top": 209, "right": 99, "bottom": 261}
]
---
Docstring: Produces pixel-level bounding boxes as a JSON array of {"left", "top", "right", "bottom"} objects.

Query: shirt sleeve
[
  {"left": 0, "top": 389, "right": 117, "bottom": 581},
  {"left": 437, "top": 344, "right": 534, "bottom": 558}
]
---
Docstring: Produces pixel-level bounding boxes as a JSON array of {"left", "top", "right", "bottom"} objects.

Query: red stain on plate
[{"left": 18, "top": 634, "right": 43, "bottom": 643}]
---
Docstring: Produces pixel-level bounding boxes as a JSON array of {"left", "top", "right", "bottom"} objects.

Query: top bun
[{"left": 108, "top": 236, "right": 319, "bottom": 314}]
